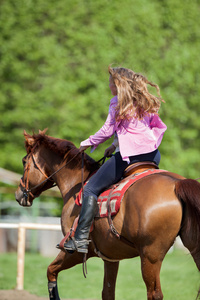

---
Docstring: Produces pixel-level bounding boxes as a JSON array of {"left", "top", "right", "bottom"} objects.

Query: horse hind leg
[
  {"left": 102, "top": 261, "right": 119, "bottom": 300},
  {"left": 141, "top": 256, "right": 163, "bottom": 300},
  {"left": 179, "top": 233, "right": 200, "bottom": 300}
]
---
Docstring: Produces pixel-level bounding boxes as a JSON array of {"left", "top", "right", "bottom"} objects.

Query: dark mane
[
  {"left": 25, "top": 131, "right": 99, "bottom": 172},
  {"left": 26, "top": 132, "right": 77, "bottom": 156}
]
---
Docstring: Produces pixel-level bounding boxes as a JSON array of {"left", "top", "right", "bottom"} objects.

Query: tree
[{"left": 0, "top": 0, "right": 200, "bottom": 179}]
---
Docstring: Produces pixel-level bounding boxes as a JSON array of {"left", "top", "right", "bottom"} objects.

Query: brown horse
[{"left": 15, "top": 130, "right": 200, "bottom": 300}]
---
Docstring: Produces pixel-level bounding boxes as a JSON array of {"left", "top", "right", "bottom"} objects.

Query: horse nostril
[{"left": 23, "top": 190, "right": 29, "bottom": 201}]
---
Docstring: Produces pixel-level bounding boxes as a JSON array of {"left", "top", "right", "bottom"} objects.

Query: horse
[{"left": 15, "top": 129, "right": 200, "bottom": 300}]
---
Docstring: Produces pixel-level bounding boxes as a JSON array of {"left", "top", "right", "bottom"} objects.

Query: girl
[{"left": 64, "top": 66, "right": 167, "bottom": 254}]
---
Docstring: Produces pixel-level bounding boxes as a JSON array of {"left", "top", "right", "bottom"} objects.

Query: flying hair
[{"left": 108, "top": 65, "right": 165, "bottom": 121}]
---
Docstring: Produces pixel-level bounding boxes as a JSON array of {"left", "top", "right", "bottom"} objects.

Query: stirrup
[{"left": 64, "top": 237, "right": 90, "bottom": 254}]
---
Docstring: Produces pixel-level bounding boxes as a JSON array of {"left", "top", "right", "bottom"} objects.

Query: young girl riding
[{"left": 64, "top": 66, "right": 167, "bottom": 254}]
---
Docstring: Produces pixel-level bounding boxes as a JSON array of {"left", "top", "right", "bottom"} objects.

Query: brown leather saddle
[{"left": 123, "top": 161, "right": 159, "bottom": 177}]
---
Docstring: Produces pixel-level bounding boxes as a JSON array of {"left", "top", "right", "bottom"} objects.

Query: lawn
[{"left": 0, "top": 249, "right": 199, "bottom": 299}]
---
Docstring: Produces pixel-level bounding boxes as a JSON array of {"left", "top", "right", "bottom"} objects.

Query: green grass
[{"left": 0, "top": 249, "right": 199, "bottom": 299}]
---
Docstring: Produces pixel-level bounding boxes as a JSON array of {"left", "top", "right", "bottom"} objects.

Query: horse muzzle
[{"left": 15, "top": 187, "right": 33, "bottom": 207}]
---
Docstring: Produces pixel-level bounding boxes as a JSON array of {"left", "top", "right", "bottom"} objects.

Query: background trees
[{"left": 1, "top": 0, "right": 200, "bottom": 179}]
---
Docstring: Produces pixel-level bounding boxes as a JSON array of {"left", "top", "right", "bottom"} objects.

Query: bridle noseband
[{"left": 20, "top": 152, "right": 54, "bottom": 200}]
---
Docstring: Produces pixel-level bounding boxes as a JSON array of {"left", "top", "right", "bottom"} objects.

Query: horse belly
[{"left": 92, "top": 216, "right": 139, "bottom": 260}]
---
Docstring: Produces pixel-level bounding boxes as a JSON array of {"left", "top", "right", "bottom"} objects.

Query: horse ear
[
  {"left": 24, "top": 130, "right": 35, "bottom": 146},
  {"left": 23, "top": 130, "right": 29, "bottom": 137},
  {"left": 39, "top": 128, "right": 48, "bottom": 135}
]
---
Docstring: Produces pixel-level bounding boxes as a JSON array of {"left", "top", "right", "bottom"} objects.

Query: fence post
[
  {"left": 0, "top": 222, "right": 61, "bottom": 290},
  {"left": 16, "top": 224, "right": 26, "bottom": 290}
]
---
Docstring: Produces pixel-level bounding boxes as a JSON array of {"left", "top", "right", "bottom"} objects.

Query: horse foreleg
[
  {"left": 102, "top": 261, "right": 119, "bottom": 300},
  {"left": 48, "top": 281, "right": 60, "bottom": 300},
  {"left": 47, "top": 250, "right": 83, "bottom": 300},
  {"left": 47, "top": 251, "right": 64, "bottom": 300},
  {"left": 141, "top": 256, "right": 163, "bottom": 300}
]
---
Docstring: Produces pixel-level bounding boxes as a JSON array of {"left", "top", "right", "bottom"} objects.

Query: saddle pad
[{"left": 75, "top": 169, "right": 167, "bottom": 218}]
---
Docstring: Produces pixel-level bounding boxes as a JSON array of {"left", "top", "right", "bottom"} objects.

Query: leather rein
[{"left": 20, "top": 147, "right": 84, "bottom": 201}]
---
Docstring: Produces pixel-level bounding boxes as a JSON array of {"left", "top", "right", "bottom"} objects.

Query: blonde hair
[{"left": 108, "top": 65, "right": 165, "bottom": 121}]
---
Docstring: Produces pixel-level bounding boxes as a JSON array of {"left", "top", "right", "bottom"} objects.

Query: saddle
[
  {"left": 75, "top": 161, "right": 160, "bottom": 215},
  {"left": 123, "top": 161, "right": 158, "bottom": 177}
]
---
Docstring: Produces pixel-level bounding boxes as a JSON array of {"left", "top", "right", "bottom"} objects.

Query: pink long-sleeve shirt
[{"left": 81, "top": 96, "right": 167, "bottom": 161}]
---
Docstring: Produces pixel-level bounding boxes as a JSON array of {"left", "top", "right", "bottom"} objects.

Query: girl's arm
[
  {"left": 80, "top": 97, "right": 118, "bottom": 150},
  {"left": 104, "top": 131, "right": 119, "bottom": 157}
]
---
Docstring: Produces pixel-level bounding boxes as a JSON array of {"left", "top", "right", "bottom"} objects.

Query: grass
[{"left": 0, "top": 249, "right": 199, "bottom": 299}]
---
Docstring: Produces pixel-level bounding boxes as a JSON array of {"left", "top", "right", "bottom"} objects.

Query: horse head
[
  {"left": 15, "top": 129, "right": 99, "bottom": 207},
  {"left": 15, "top": 129, "right": 56, "bottom": 207}
]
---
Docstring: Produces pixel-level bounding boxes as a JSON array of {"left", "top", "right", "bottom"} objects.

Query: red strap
[{"left": 58, "top": 217, "right": 79, "bottom": 250}]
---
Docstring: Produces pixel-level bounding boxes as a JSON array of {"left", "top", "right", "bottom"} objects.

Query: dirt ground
[{"left": 0, "top": 290, "right": 92, "bottom": 300}]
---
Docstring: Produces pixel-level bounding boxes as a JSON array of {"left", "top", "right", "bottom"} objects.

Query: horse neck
[
  {"left": 38, "top": 146, "right": 92, "bottom": 204},
  {"left": 56, "top": 165, "right": 90, "bottom": 204}
]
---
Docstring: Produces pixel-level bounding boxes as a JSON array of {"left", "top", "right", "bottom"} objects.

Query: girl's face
[{"left": 109, "top": 76, "right": 117, "bottom": 96}]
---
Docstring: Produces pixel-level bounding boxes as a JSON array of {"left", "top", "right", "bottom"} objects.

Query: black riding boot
[{"left": 64, "top": 195, "right": 98, "bottom": 254}]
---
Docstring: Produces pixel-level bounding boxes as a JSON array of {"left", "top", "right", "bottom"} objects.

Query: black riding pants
[{"left": 83, "top": 149, "right": 161, "bottom": 199}]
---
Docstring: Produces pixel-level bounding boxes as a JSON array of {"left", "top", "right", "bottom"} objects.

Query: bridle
[{"left": 20, "top": 147, "right": 82, "bottom": 201}]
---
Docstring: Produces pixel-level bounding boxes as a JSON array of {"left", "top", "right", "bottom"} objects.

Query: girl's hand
[
  {"left": 104, "top": 144, "right": 116, "bottom": 157},
  {"left": 79, "top": 145, "right": 90, "bottom": 152}
]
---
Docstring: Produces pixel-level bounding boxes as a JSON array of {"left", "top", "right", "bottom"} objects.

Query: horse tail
[{"left": 175, "top": 178, "right": 200, "bottom": 257}]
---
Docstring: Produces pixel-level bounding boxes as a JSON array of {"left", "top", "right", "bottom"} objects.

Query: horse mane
[{"left": 24, "top": 130, "right": 99, "bottom": 172}]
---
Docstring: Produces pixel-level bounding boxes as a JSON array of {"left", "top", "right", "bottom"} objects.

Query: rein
[{"left": 21, "top": 148, "right": 84, "bottom": 200}]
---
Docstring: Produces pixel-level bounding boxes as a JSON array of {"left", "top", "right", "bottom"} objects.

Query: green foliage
[
  {"left": 0, "top": 0, "right": 200, "bottom": 178},
  {"left": 0, "top": 250, "right": 199, "bottom": 299}
]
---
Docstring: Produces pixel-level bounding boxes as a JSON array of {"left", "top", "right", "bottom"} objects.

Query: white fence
[
  {"left": 0, "top": 222, "right": 186, "bottom": 292},
  {"left": 0, "top": 223, "right": 61, "bottom": 290}
]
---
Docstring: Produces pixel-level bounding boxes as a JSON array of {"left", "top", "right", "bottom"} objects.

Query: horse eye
[{"left": 22, "top": 155, "right": 27, "bottom": 166}]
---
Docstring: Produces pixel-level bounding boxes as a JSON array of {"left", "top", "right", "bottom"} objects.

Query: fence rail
[
  {"left": 0, "top": 222, "right": 186, "bottom": 291},
  {"left": 0, "top": 222, "right": 61, "bottom": 290}
]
